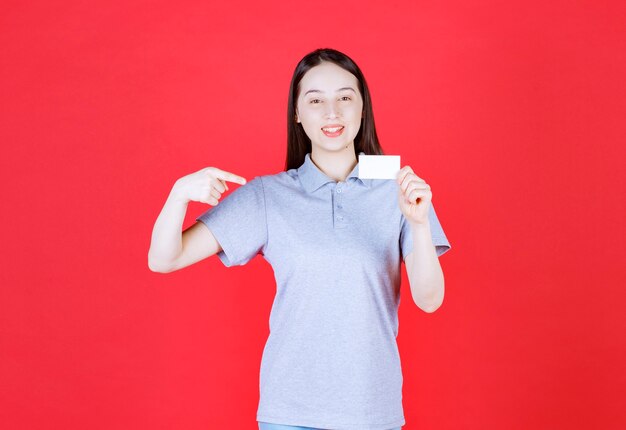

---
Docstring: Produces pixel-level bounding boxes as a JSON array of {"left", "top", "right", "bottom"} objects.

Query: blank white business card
[{"left": 358, "top": 155, "right": 400, "bottom": 179}]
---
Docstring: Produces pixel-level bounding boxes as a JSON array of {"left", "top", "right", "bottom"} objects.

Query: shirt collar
[{"left": 297, "top": 151, "right": 373, "bottom": 193}]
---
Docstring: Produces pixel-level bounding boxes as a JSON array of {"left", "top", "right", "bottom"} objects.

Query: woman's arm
[
  {"left": 405, "top": 221, "right": 445, "bottom": 313},
  {"left": 148, "top": 167, "right": 246, "bottom": 273},
  {"left": 396, "top": 165, "right": 445, "bottom": 312},
  {"left": 148, "top": 183, "right": 192, "bottom": 272}
]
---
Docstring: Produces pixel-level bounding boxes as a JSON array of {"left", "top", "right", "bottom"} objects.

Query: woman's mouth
[{"left": 321, "top": 125, "right": 345, "bottom": 137}]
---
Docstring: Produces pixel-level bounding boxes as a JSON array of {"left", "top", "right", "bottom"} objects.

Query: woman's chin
[{"left": 313, "top": 139, "right": 354, "bottom": 152}]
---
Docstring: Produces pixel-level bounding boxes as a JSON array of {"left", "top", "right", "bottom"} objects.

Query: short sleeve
[
  {"left": 195, "top": 176, "right": 268, "bottom": 267},
  {"left": 400, "top": 202, "right": 451, "bottom": 261}
]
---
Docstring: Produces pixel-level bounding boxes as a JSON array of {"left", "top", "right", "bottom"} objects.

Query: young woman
[{"left": 148, "top": 48, "right": 451, "bottom": 430}]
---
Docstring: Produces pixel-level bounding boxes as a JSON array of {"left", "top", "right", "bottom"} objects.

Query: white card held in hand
[{"left": 358, "top": 154, "right": 401, "bottom": 179}]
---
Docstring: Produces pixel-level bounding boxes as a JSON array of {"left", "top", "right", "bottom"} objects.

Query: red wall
[{"left": 1, "top": 1, "right": 624, "bottom": 429}]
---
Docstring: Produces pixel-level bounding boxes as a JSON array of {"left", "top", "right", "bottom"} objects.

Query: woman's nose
[{"left": 324, "top": 102, "right": 341, "bottom": 118}]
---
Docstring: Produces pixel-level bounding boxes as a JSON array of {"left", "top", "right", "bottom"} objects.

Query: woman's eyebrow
[{"left": 304, "top": 87, "right": 356, "bottom": 96}]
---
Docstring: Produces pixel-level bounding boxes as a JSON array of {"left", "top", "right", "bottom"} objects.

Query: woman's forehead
[{"left": 300, "top": 63, "right": 358, "bottom": 92}]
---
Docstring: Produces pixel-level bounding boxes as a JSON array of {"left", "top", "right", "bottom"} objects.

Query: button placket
[{"left": 334, "top": 183, "right": 346, "bottom": 228}]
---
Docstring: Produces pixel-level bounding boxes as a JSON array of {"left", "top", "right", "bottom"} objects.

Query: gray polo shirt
[{"left": 196, "top": 152, "right": 451, "bottom": 430}]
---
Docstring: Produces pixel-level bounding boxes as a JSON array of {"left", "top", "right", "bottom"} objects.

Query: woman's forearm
[
  {"left": 406, "top": 222, "right": 445, "bottom": 312},
  {"left": 148, "top": 183, "right": 189, "bottom": 272}
]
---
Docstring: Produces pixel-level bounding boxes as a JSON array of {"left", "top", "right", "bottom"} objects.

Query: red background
[{"left": 1, "top": 1, "right": 625, "bottom": 429}]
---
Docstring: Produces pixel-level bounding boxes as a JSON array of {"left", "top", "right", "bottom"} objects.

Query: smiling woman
[
  {"left": 296, "top": 62, "right": 363, "bottom": 151},
  {"left": 149, "top": 47, "right": 451, "bottom": 430},
  {"left": 296, "top": 62, "right": 364, "bottom": 154},
  {"left": 286, "top": 48, "right": 384, "bottom": 175},
  {"left": 302, "top": 85, "right": 359, "bottom": 137}
]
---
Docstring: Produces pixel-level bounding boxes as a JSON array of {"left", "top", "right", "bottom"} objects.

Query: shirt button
[
  {"left": 337, "top": 204, "right": 342, "bottom": 209},
  {"left": 337, "top": 216, "right": 344, "bottom": 220},
  {"left": 337, "top": 188, "right": 342, "bottom": 193}
]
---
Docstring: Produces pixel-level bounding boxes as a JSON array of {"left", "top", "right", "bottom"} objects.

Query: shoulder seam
[{"left": 259, "top": 176, "right": 269, "bottom": 253}]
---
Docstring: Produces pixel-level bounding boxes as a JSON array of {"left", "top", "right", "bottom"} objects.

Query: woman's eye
[
  {"left": 340, "top": 96, "right": 351, "bottom": 101},
  {"left": 309, "top": 99, "right": 321, "bottom": 104}
]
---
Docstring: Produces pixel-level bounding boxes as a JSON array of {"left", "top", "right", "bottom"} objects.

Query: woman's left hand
[{"left": 397, "top": 166, "right": 432, "bottom": 225}]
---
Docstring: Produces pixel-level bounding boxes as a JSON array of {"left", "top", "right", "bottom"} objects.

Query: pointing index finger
[{"left": 213, "top": 168, "right": 247, "bottom": 185}]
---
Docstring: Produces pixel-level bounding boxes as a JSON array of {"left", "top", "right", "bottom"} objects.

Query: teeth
[{"left": 323, "top": 126, "right": 343, "bottom": 132}]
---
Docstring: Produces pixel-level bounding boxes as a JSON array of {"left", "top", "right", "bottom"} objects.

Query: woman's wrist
[
  {"left": 170, "top": 180, "right": 190, "bottom": 205},
  {"left": 409, "top": 220, "right": 431, "bottom": 231}
]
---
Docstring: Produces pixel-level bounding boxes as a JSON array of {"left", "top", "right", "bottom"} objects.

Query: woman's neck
[{"left": 310, "top": 146, "right": 357, "bottom": 183}]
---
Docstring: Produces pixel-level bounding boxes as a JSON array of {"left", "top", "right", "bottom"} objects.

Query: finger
[
  {"left": 219, "top": 178, "right": 229, "bottom": 191},
  {"left": 211, "top": 178, "right": 226, "bottom": 193},
  {"left": 401, "top": 173, "right": 417, "bottom": 192},
  {"left": 404, "top": 181, "right": 431, "bottom": 196},
  {"left": 399, "top": 180, "right": 413, "bottom": 203},
  {"left": 403, "top": 173, "right": 429, "bottom": 192},
  {"left": 210, "top": 188, "right": 222, "bottom": 200},
  {"left": 399, "top": 165, "right": 425, "bottom": 183},
  {"left": 404, "top": 180, "right": 419, "bottom": 195},
  {"left": 204, "top": 196, "right": 219, "bottom": 206},
  {"left": 212, "top": 168, "right": 247, "bottom": 185},
  {"left": 408, "top": 189, "right": 431, "bottom": 203},
  {"left": 396, "top": 166, "right": 412, "bottom": 184}
]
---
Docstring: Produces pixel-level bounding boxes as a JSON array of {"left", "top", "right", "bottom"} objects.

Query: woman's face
[{"left": 295, "top": 62, "right": 364, "bottom": 153}]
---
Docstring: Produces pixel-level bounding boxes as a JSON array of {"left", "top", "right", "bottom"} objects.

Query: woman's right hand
[{"left": 173, "top": 166, "right": 247, "bottom": 206}]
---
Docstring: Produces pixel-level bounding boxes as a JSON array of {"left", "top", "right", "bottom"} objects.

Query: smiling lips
[{"left": 321, "top": 124, "right": 345, "bottom": 137}]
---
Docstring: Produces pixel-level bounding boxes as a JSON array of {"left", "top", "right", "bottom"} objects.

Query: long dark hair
[{"left": 285, "top": 48, "right": 384, "bottom": 171}]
